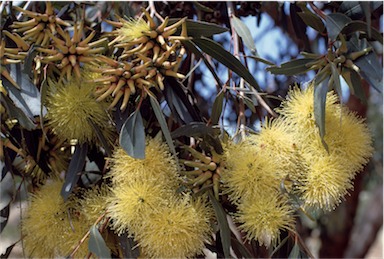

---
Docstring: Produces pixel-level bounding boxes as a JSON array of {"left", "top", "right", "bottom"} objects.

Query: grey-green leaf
[
  {"left": 119, "top": 110, "right": 146, "bottom": 159},
  {"left": 266, "top": 58, "right": 315, "bottom": 76},
  {"left": 61, "top": 143, "right": 88, "bottom": 201},
  {"left": 1, "top": 94, "right": 36, "bottom": 131},
  {"left": 341, "top": 67, "right": 366, "bottom": 104},
  {"left": 192, "top": 37, "right": 261, "bottom": 92},
  {"left": 354, "top": 51, "right": 383, "bottom": 92},
  {"left": 325, "top": 13, "right": 352, "bottom": 41},
  {"left": 231, "top": 15, "right": 257, "bottom": 54},
  {"left": 298, "top": 11, "right": 325, "bottom": 32},
  {"left": 340, "top": 21, "right": 383, "bottom": 44},
  {"left": 149, "top": 93, "right": 177, "bottom": 158},
  {"left": 330, "top": 62, "right": 342, "bottom": 103},
  {"left": 247, "top": 55, "right": 275, "bottom": 66},
  {"left": 314, "top": 80, "right": 329, "bottom": 151},
  {"left": 209, "top": 192, "right": 231, "bottom": 259},
  {"left": 211, "top": 90, "right": 224, "bottom": 125},
  {"left": 169, "top": 19, "right": 228, "bottom": 37},
  {"left": 88, "top": 225, "right": 111, "bottom": 258},
  {"left": 288, "top": 243, "right": 301, "bottom": 259},
  {"left": 183, "top": 40, "right": 223, "bottom": 86}
]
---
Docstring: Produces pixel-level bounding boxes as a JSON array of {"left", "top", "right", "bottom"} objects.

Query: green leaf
[
  {"left": 119, "top": 109, "right": 146, "bottom": 159},
  {"left": 270, "top": 235, "right": 290, "bottom": 257},
  {"left": 266, "top": 58, "right": 315, "bottom": 76},
  {"left": 0, "top": 172, "right": 14, "bottom": 212},
  {"left": 88, "top": 118, "right": 112, "bottom": 157},
  {"left": 211, "top": 90, "right": 224, "bottom": 125},
  {"left": 360, "top": 2, "right": 371, "bottom": 38},
  {"left": 164, "top": 84, "right": 194, "bottom": 124},
  {"left": 192, "top": 37, "right": 261, "bottom": 92},
  {"left": 247, "top": 55, "right": 275, "bottom": 66},
  {"left": 354, "top": 51, "right": 383, "bottom": 92},
  {"left": 61, "top": 143, "right": 88, "bottom": 201},
  {"left": 339, "top": 2, "right": 364, "bottom": 19},
  {"left": 1, "top": 94, "right": 36, "bottom": 131},
  {"left": 325, "top": 13, "right": 352, "bottom": 41},
  {"left": 314, "top": 63, "right": 331, "bottom": 85},
  {"left": 231, "top": 236, "right": 253, "bottom": 258},
  {"left": 341, "top": 67, "right": 366, "bottom": 104},
  {"left": 22, "top": 44, "right": 39, "bottom": 80},
  {"left": 209, "top": 192, "right": 230, "bottom": 259},
  {"left": 330, "top": 62, "right": 342, "bottom": 102},
  {"left": 4, "top": 64, "right": 42, "bottom": 121},
  {"left": 171, "top": 122, "right": 223, "bottom": 154},
  {"left": 340, "top": 21, "right": 383, "bottom": 44},
  {"left": 118, "top": 233, "right": 140, "bottom": 259},
  {"left": 297, "top": 11, "right": 325, "bottom": 33},
  {"left": 88, "top": 225, "right": 111, "bottom": 258},
  {"left": 314, "top": 80, "right": 329, "bottom": 151},
  {"left": 231, "top": 15, "right": 257, "bottom": 54},
  {"left": 243, "top": 95, "right": 256, "bottom": 113},
  {"left": 148, "top": 93, "right": 177, "bottom": 158},
  {"left": 193, "top": 1, "right": 214, "bottom": 13},
  {"left": 183, "top": 40, "right": 223, "bottom": 86},
  {"left": 169, "top": 19, "right": 228, "bottom": 37},
  {"left": 288, "top": 243, "right": 301, "bottom": 259},
  {"left": 171, "top": 122, "right": 215, "bottom": 139}
]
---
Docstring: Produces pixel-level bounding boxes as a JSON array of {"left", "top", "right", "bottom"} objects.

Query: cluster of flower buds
[
  {"left": 35, "top": 22, "right": 107, "bottom": 81},
  {"left": 11, "top": 2, "right": 71, "bottom": 46},
  {"left": 92, "top": 8, "right": 188, "bottom": 110},
  {"left": 1, "top": 32, "right": 29, "bottom": 88},
  {"left": 179, "top": 145, "right": 223, "bottom": 200}
]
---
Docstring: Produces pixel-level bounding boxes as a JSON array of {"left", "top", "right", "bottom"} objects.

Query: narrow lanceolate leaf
[
  {"left": 88, "top": 118, "right": 112, "bottom": 157},
  {"left": 325, "top": 13, "right": 352, "bottom": 41},
  {"left": 148, "top": 93, "right": 177, "bottom": 158},
  {"left": 7, "top": 63, "right": 43, "bottom": 119},
  {"left": 330, "top": 62, "right": 342, "bottom": 103},
  {"left": 341, "top": 21, "right": 383, "bottom": 44},
  {"left": 192, "top": 37, "right": 261, "bottom": 92},
  {"left": 169, "top": 19, "right": 228, "bottom": 37},
  {"left": 209, "top": 192, "right": 231, "bottom": 259},
  {"left": 247, "top": 55, "right": 275, "bottom": 66},
  {"left": 183, "top": 40, "right": 223, "bottom": 86},
  {"left": 288, "top": 243, "right": 301, "bottom": 259},
  {"left": 298, "top": 11, "right": 325, "bottom": 33},
  {"left": 266, "top": 58, "right": 315, "bottom": 76},
  {"left": 0, "top": 172, "right": 14, "bottom": 211},
  {"left": 61, "top": 143, "right": 88, "bottom": 201},
  {"left": 231, "top": 15, "right": 257, "bottom": 54},
  {"left": 341, "top": 67, "right": 366, "bottom": 104},
  {"left": 354, "top": 51, "right": 383, "bottom": 92},
  {"left": 119, "top": 109, "right": 145, "bottom": 159},
  {"left": 88, "top": 225, "right": 111, "bottom": 259},
  {"left": 22, "top": 44, "right": 39, "bottom": 79},
  {"left": 314, "top": 80, "right": 329, "bottom": 151},
  {"left": 171, "top": 122, "right": 215, "bottom": 139},
  {"left": 211, "top": 90, "right": 224, "bottom": 125},
  {"left": 1, "top": 94, "right": 36, "bottom": 131}
]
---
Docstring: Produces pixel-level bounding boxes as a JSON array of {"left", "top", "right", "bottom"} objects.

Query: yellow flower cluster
[
  {"left": 92, "top": 9, "right": 187, "bottom": 110},
  {"left": 278, "top": 86, "right": 373, "bottom": 210},
  {"left": 223, "top": 125, "right": 296, "bottom": 247},
  {"left": 45, "top": 75, "right": 112, "bottom": 144},
  {"left": 107, "top": 138, "right": 213, "bottom": 258},
  {"left": 222, "top": 84, "right": 372, "bottom": 246},
  {"left": 22, "top": 179, "right": 90, "bottom": 258}
]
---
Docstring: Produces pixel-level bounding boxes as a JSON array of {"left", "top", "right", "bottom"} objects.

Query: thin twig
[
  {"left": 68, "top": 211, "right": 108, "bottom": 258},
  {"left": 227, "top": 1, "right": 246, "bottom": 140}
]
